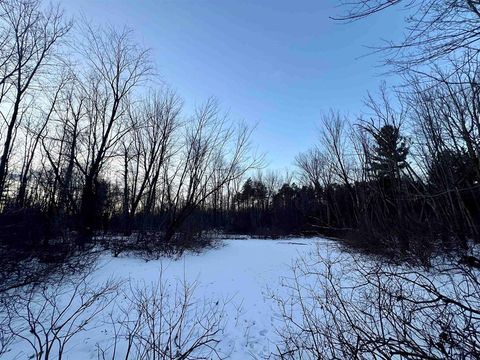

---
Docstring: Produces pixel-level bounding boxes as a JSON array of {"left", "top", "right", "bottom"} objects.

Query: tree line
[
  {"left": 219, "top": 77, "right": 480, "bottom": 262},
  {"left": 0, "top": 0, "right": 260, "bottom": 256},
  {"left": 1, "top": 0, "right": 480, "bottom": 263}
]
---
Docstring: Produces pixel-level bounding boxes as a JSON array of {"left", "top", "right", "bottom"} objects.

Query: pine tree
[{"left": 369, "top": 124, "right": 409, "bottom": 182}]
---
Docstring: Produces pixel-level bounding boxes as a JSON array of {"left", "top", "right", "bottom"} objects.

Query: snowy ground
[{"left": 2, "top": 237, "right": 342, "bottom": 359}]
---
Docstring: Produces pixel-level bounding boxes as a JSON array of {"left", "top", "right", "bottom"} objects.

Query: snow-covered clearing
[{"left": 2, "top": 237, "right": 342, "bottom": 359}]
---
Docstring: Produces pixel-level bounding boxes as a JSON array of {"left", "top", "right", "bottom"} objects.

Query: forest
[
  {"left": 0, "top": 0, "right": 479, "bottom": 264},
  {"left": 1, "top": 0, "right": 480, "bottom": 358}
]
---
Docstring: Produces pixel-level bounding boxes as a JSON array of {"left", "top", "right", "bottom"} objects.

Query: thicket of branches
[
  {"left": 272, "top": 246, "right": 480, "bottom": 359},
  {"left": 219, "top": 0, "right": 480, "bottom": 260},
  {"left": 0, "top": 0, "right": 260, "bottom": 262},
  {"left": 1, "top": 264, "right": 228, "bottom": 359},
  {"left": 226, "top": 75, "right": 480, "bottom": 261}
]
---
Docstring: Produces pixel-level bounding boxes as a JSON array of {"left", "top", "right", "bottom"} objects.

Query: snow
[{"left": 2, "top": 237, "right": 341, "bottom": 360}]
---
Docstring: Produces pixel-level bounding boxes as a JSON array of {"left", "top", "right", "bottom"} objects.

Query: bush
[{"left": 273, "top": 246, "right": 480, "bottom": 359}]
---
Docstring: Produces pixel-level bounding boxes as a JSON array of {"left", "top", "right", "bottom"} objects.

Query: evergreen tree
[{"left": 369, "top": 124, "right": 409, "bottom": 182}]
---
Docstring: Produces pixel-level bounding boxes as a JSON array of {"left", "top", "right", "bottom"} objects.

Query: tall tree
[
  {"left": 162, "top": 99, "right": 261, "bottom": 243},
  {"left": 121, "top": 90, "right": 181, "bottom": 234},
  {"left": 0, "top": 0, "right": 70, "bottom": 202},
  {"left": 75, "top": 24, "right": 152, "bottom": 239}
]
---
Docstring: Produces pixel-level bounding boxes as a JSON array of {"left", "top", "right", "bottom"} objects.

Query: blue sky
[{"left": 60, "top": 0, "right": 406, "bottom": 170}]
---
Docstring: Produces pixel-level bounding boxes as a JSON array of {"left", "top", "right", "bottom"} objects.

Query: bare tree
[
  {"left": 406, "top": 62, "right": 480, "bottom": 243},
  {"left": 41, "top": 71, "right": 87, "bottom": 216},
  {"left": 73, "top": 23, "right": 152, "bottom": 239},
  {"left": 295, "top": 147, "right": 329, "bottom": 193},
  {"left": 162, "top": 98, "right": 261, "bottom": 244},
  {"left": 16, "top": 74, "right": 68, "bottom": 206},
  {"left": 319, "top": 112, "right": 356, "bottom": 192},
  {"left": 0, "top": 0, "right": 71, "bottom": 202},
  {"left": 121, "top": 90, "right": 181, "bottom": 235},
  {"left": 317, "top": 111, "right": 360, "bottom": 227}
]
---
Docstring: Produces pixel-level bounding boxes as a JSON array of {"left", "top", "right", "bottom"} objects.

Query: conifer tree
[{"left": 369, "top": 124, "right": 409, "bottom": 183}]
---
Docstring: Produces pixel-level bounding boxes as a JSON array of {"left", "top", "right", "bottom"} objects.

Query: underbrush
[
  {"left": 98, "top": 230, "right": 222, "bottom": 260},
  {"left": 0, "top": 264, "right": 228, "bottom": 359},
  {"left": 324, "top": 226, "right": 476, "bottom": 267},
  {"left": 272, "top": 245, "right": 480, "bottom": 359}
]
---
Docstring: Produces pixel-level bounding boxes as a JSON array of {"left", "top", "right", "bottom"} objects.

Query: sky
[{"left": 59, "top": 0, "right": 406, "bottom": 170}]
